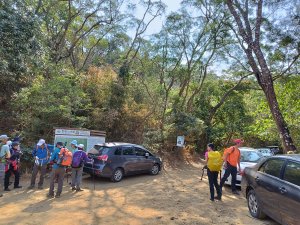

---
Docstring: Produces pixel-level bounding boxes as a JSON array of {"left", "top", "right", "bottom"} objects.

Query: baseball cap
[
  {"left": 233, "top": 139, "right": 244, "bottom": 145},
  {"left": 37, "top": 139, "right": 46, "bottom": 146}
]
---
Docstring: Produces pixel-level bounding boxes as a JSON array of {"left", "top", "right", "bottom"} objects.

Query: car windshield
[{"left": 240, "top": 151, "right": 263, "bottom": 163}]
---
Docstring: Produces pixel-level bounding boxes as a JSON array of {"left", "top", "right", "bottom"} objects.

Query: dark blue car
[
  {"left": 83, "top": 142, "right": 162, "bottom": 182},
  {"left": 241, "top": 154, "right": 300, "bottom": 225}
]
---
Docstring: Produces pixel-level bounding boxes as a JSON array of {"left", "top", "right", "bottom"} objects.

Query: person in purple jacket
[{"left": 70, "top": 144, "right": 90, "bottom": 191}]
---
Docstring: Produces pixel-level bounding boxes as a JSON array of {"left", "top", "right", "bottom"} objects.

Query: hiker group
[
  {"left": 0, "top": 134, "right": 91, "bottom": 198},
  {"left": 204, "top": 139, "right": 243, "bottom": 201}
]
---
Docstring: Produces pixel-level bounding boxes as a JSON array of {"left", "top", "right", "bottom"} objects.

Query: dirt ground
[{"left": 0, "top": 163, "right": 279, "bottom": 225}]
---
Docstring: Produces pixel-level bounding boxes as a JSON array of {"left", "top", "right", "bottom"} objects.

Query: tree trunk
[{"left": 258, "top": 71, "right": 296, "bottom": 153}]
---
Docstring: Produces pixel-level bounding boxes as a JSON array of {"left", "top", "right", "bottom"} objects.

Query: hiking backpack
[
  {"left": 57, "top": 148, "right": 73, "bottom": 167},
  {"left": 207, "top": 151, "right": 223, "bottom": 172},
  {"left": 71, "top": 151, "right": 85, "bottom": 168}
]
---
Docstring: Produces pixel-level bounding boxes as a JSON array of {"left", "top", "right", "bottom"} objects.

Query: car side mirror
[{"left": 145, "top": 152, "right": 149, "bottom": 158}]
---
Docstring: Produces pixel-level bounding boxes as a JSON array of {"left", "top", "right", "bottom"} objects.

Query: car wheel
[
  {"left": 111, "top": 168, "right": 124, "bottom": 182},
  {"left": 150, "top": 164, "right": 160, "bottom": 175},
  {"left": 247, "top": 189, "right": 266, "bottom": 219}
]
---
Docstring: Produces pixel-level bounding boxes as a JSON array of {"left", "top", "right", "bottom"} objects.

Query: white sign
[
  {"left": 55, "top": 129, "right": 90, "bottom": 136},
  {"left": 177, "top": 136, "right": 185, "bottom": 147}
]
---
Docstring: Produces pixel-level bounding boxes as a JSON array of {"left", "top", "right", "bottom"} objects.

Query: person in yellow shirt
[{"left": 220, "top": 139, "right": 243, "bottom": 195}]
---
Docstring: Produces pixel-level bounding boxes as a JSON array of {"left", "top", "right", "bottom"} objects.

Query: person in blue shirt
[
  {"left": 48, "top": 142, "right": 65, "bottom": 198},
  {"left": 28, "top": 139, "right": 49, "bottom": 189}
]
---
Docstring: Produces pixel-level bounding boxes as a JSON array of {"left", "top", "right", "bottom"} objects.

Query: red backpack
[{"left": 57, "top": 148, "right": 73, "bottom": 167}]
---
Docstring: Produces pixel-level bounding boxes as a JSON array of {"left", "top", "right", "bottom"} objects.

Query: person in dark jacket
[
  {"left": 28, "top": 139, "right": 49, "bottom": 189},
  {"left": 4, "top": 142, "right": 22, "bottom": 191}
]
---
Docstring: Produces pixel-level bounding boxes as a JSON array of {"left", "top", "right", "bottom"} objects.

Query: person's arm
[
  {"left": 238, "top": 150, "right": 241, "bottom": 172},
  {"left": 4, "top": 146, "right": 11, "bottom": 159}
]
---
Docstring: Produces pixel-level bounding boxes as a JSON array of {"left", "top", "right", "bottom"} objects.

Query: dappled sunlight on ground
[{"left": 0, "top": 165, "right": 279, "bottom": 225}]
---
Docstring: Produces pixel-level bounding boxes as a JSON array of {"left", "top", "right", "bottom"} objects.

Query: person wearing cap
[
  {"left": 48, "top": 142, "right": 65, "bottom": 198},
  {"left": 220, "top": 139, "right": 243, "bottom": 195},
  {"left": 4, "top": 142, "right": 22, "bottom": 191},
  {"left": 28, "top": 139, "right": 50, "bottom": 189},
  {"left": 71, "top": 144, "right": 90, "bottom": 191},
  {"left": 70, "top": 140, "right": 78, "bottom": 154},
  {"left": 0, "top": 134, "right": 11, "bottom": 197}
]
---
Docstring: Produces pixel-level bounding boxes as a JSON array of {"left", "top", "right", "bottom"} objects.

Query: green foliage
[{"left": 12, "top": 70, "right": 91, "bottom": 143}]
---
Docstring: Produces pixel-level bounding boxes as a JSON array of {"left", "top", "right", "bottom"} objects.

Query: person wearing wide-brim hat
[
  {"left": 28, "top": 139, "right": 50, "bottom": 189},
  {"left": 0, "top": 134, "right": 11, "bottom": 197}
]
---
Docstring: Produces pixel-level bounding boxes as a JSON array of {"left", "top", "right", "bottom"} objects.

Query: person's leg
[
  {"left": 0, "top": 164, "right": 5, "bottom": 196},
  {"left": 230, "top": 166, "right": 238, "bottom": 193},
  {"left": 213, "top": 171, "right": 221, "bottom": 199},
  {"left": 71, "top": 168, "right": 77, "bottom": 189},
  {"left": 48, "top": 169, "right": 56, "bottom": 197},
  {"left": 56, "top": 167, "right": 65, "bottom": 197},
  {"left": 207, "top": 169, "right": 215, "bottom": 201},
  {"left": 13, "top": 169, "right": 21, "bottom": 188},
  {"left": 30, "top": 164, "right": 39, "bottom": 187},
  {"left": 220, "top": 165, "right": 232, "bottom": 190},
  {"left": 76, "top": 167, "right": 83, "bottom": 190},
  {"left": 4, "top": 169, "right": 11, "bottom": 190},
  {"left": 38, "top": 164, "right": 47, "bottom": 188}
]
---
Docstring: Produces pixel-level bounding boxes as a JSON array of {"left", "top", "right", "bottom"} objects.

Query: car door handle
[
  {"left": 279, "top": 187, "right": 287, "bottom": 194},
  {"left": 255, "top": 176, "right": 260, "bottom": 182}
]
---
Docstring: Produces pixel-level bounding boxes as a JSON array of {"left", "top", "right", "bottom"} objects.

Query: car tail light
[{"left": 97, "top": 154, "right": 108, "bottom": 161}]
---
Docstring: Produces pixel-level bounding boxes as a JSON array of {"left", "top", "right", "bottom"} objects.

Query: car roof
[
  {"left": 239, "top": 147, "right": 257, "bottom": 151},
  {"left": 270, "top": 154, "right": 300, "bottom": 161},
  {"left": 94, "top": 142, "right": 146, "bottom": 149}
]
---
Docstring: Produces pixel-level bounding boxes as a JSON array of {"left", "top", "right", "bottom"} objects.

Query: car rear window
[
  {"left": 259, "top": 159, "right": 285, "bottom": 178},
  {"left": 284, "top": 161, "right": 300, "bottom": 186},
  {"left": 89, "top": 146, "right": 111, "bottom": 156}
]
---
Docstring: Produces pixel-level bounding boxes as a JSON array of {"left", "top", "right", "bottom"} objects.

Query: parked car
[
  {"left": 242, "top": 155, "right": 300, "bottom": 225},
  {"left": 256, "top": 148, "right": 274, "bottom": 157},
  {"left": 221, "top": 147, "right": 263, "bottom": 186},
  {"left": 83, "top": 142, "right": 162, "bottom": 182}
]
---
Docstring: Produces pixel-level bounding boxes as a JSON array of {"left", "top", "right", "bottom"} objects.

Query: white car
[
  {"left": 221, "top": 147, "right": 263, "bottom": 186},
  {"left": 256, "top": 148, "right": 274, "bottom": 157}
]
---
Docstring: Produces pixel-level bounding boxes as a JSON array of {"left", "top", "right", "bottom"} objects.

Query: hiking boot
[
  {"left": 76, "top": 188, "right": 84, "bottom": 192},
  {"left": 71, "top": 187, "right": 76, "bottom": 191},
  {"left": 14, "top": 185, "right": 22, "bottom": 189},
  {"left": 0, "top": 194, "right": 3, "bottom": 197},
  {"left": 4, "top": 188, "right": 11, "bottom": 192},
  {"left": 47, "top": 193, "right": 54, "bottom": 198},
  {"left": 55, "top": 194, "right": 61, "bottom": 198},
  {"left": 210, "top": 198, "right": 214, "bottom": 202},
  {"left": 232, "top": 190, "right": 240, "bottom": 195},
  {"left": 215, "top": 196, "right": 222, "bottom": 201}
]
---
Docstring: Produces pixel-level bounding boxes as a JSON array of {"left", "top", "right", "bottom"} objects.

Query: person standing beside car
[
  {"left": 71, "top": 144, "right": 90, "bottom": 191},
  {"left": 220, "top": 139, "right": 243, "bottom": 195},
  {"left": 205, "top": 143, "right": 222, "bottom": 201}
]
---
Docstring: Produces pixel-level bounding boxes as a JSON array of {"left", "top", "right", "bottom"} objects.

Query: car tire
[
  {"left": 111, "top": 168, "right": 124, "bottom": 182},
  {"left": 247, "top": 189, "right": 266, "bottom": 219},
  {"left": 150, "top": 164, "right": 160, "bottom": 175}
]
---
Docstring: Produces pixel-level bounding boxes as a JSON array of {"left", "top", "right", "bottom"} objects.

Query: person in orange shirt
[{"left": 220, "top": 139, "right": 243, "bottom": 195}]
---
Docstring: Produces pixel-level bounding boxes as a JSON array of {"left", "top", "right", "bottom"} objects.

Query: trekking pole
[
  {"left": 92, "top": 159, "right": 95, "bottom": 190},
  {"left": 200, "top": 166, "right": 207, "bottom": 180}
]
